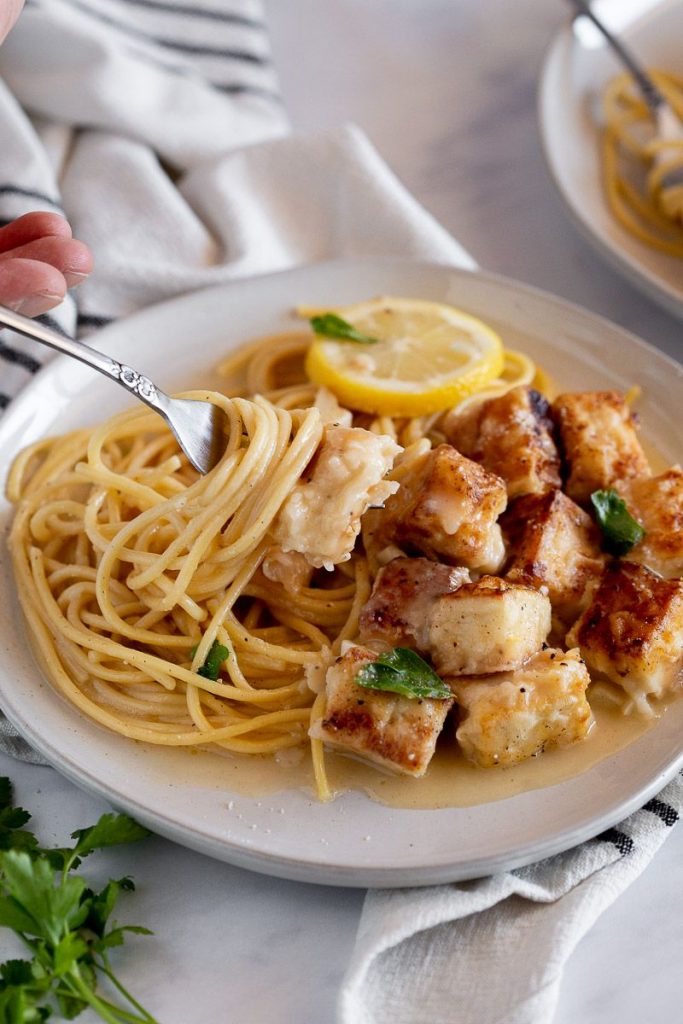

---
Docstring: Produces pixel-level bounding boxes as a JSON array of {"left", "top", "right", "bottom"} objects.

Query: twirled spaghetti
[
  {"left": 7, "top": 326, "right": 536, "bottom": 801},
  {"left": 603, "top": 69, "right": 683, "bottom": 256}
]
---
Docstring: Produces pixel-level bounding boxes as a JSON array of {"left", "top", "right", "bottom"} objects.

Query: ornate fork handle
[{"left": 0, "top": 304, "right": 172, "bottom": 418}]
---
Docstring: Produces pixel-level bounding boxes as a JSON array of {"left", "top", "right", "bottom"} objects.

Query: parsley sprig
[
  {"left": 0, "top": 777, "right": 156, "bottom": 1023},
  {"left": 590, "top": 488, "right": 645, "bottom": 556},
  {"left": 356, "top": 648, "right": 452, "bottom": 700},
  {"left": 190, "top": 639, "right": 230, "bottom": 681},
  {"left": 309, "top": 313, "right": 378, "bottom": 345}
]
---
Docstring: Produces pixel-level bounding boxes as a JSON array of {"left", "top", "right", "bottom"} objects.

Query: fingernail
[
  {"left": 64, "top": 271, "right": 89, "bottom": 288},
  {"left": 13, "top": 292, "right": 63, "bottom": 317}
]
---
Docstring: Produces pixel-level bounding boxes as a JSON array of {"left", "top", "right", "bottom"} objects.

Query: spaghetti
[
  {"left": 7, "top": 326, "right": 536, "bottom": 801},
  {"left": 603, "top": 69, "right": 683, "bottom": 256}
]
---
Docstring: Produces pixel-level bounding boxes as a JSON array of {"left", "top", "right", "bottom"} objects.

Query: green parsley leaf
[
  {"left": 0, "top": 780, "right": 13, "bottom": 811},
  {"left": 71, "top": 814, "right": 150, "bottom": 860},
  {"left": 356, "top": 647, "right": 452, "bottom": 700},
  {"left": 191, "top": 639, "right": 230, "bottom": 681},
  {"left": 0, "top": 852, "right": 88, "bottom": 945},
  {"left": 0, "top": 777, "right": 156, "bottom": 1023},
  {"left": 310, "top": 313, "right": 378, "bottom": 345},
  {"left": 0, "top": 960, "right": 35, "bottom": 987},
  {"left": 590, "top": 489, "right": 645, "bottom": 556}
]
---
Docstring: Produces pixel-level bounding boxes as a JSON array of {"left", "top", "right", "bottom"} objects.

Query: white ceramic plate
[
  {"left": 2, "top": 258, "right": 683, "bottom": 888},
  {"left": 539, "top": 1, "right": 683, "bottom": 320}
]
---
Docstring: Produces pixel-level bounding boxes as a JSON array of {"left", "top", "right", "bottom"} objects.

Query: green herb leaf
[
  {"left": 310, "top": 313, "right": 378, "bottom": 345},
  {"left": 0, "top": 852, "right": 88, "bottom": 945},
  {"left": 192, "top": 639, "right": 230, "bottom": 681},
  {"left": 71, "top": 814, "right": 150, "bottom": 860},
  {"left": 0, "top": 780, "right": 156, "bottom": 1023},
  {"left": 590, "top": 489, "right": 645, "bottom": 556},
  {"left": 0, "top": 960, "right": 35, "bottom": 988},
  {"left": 356, "top": 648, "right": 452, "bottom": 700},
  {"left": 0, "top": 779, "right": 13, "bottom": 811},
  {"left": 0, "top": 895, "right": 38, "bottom": 936}
]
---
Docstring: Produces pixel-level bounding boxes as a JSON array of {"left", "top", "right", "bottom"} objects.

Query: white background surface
[{"left": 2, "top": 1, "right": 682, "bottom": 1022}]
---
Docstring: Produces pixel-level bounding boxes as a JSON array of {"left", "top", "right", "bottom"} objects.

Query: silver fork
[
  {"left": 0, "top": 304, "right": 231, "bottom": 474},
  {"left": 568, "top": 0, "right": 683, "bottom": 191}
]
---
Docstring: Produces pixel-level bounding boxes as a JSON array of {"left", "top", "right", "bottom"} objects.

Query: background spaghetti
[{"left": 603, "top": 69, "right": 683, "bottom": 257}]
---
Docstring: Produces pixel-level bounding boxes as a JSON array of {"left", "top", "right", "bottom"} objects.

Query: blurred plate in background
[{"left": 539, "top": 0, "right": 683, "bottom": 321}]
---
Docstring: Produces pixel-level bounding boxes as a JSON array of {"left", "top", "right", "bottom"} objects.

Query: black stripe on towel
[
  {"left": 213, "top": 80, "right": 282, "bottom": 101},
  {"left": 113, "top": 43, "right": 281, "bottom": 103},
  {"left": 77, "top": 313, "right": 114, "bottom": 331},
  {"left": 643, "top": 798, "right": 680, "bottom": 827},
  {"left": 0, "top": 186, "right": 63, "bottom": 210},
  {"left": 595, "top": 828, "right": 634, "bottom": 856},
  {"left": 64, "top": 0, "right": 270, "bottom": 64},
  {"left": 35, "top": 312, "right": 72, "bottom": 339},
  {"left": 0, "top": 393, "right": 11, "bottom": 410},
  {"left": 0, "top": 337, "right": 41, "bottom": 374},
  {"left": 114, "top": 0, "right": 266, "bottom": 31}
]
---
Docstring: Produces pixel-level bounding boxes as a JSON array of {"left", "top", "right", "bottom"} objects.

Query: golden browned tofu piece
[
  {"left": 367, "top": 444, "right": 507, "bottom": 573},
  {"left": 502, "top": 490, "right": 605, "bottom": 621},
  {"left": 566, "top": 561, "right": 683, "bottom": 708},
  {"left": 443, "top": 387, "right": 561, "bottom": 498},
  {"left": 310, "top": 646, "right": 453, "bottom": 777},
  {"left": 358, "top": 556, "right": 470, "bottom": 649},
  {"left": 452, "top": 648, "right": 593, "bottom": 768},
  {"left": 552, "top": 391, "right": 650, "bottom": 505},
  {"left": 616, "top": 467, "right": 683, "bottom": 579},
  {"left": 427, "top": 576, "right": 551, "bottom": 676}
]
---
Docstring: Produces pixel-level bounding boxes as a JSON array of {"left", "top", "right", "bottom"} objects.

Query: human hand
[
  {"left": 0, "top": 1, "right": 24, "bottom": 45},
  {"left": 0, "top": 212, "right": 93, "bottom": 317}
]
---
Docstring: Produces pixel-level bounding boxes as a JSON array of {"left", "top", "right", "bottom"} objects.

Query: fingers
[
  {"left": 0, "top": 257, "right": 67, "bottom": 317},
  {"left": 0, "top": 1, "right": 24, "bottom": 46},
  {"left": 0, "top": 234, "right": 93, "bottom": 288},
  {"left": 0, "top": 212, "right": 93, "bottom": 317},
  {"left": 0, "top": 212, "right": 73, "bottom": 254}
]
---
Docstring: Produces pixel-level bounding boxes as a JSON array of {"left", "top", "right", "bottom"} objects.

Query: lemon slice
[{"left": 303, "top": 297, "right": 504, "bottom": 416}]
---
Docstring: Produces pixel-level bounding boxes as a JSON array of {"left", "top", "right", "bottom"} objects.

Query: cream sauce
[{"left": 164, "top": 688, "right": 658, "bottom": 808}]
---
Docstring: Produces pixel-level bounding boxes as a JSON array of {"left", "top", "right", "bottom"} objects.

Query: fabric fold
[{"left": 339, "top": 774, "right": 682, "bottom": 1024}]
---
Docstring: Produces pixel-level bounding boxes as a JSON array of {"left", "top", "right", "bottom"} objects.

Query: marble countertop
[{"left": 2, "top": 1, "right": 682, "bottom": 1022}]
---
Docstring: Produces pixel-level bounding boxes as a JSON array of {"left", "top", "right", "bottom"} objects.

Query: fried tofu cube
[
  {"left": 443, "top": 387, "right": 561, "bottom": 498},
  {"left": 272, "top": 425, "right": 402, "bottom": 570},
  {"left": 358, "top": 556, "right": 470, "bottom": 649},
  {"left": 310, "top": 645, "right": 453, "bottom": 777},
  {"left": 368, "top": 444, "right": 507, "bottom": 573},
  {"left": 566, "top": 561, "right": 683, "bottom": 708},
  {"left": 616, "top": 467, "right": 683, "bottom": 579},
  {"left": 552, "top": 391, "right": 650, "bottom": 505},
  {"left": 427, "top": 576, "right": 551, "bottom": 676},
  {"left": 452, "top": 648, "right": 593, "bottom": 768},
  {"left": 502, "top": 489, "right": 605, "bottom": 620}
]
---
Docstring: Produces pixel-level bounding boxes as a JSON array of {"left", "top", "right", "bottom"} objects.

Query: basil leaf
[
  {"left": 191, "top": 640, "right": 230, "bottom": 681},
  {"left": 590, "top": 489, "right": 645, "bottom": 556},
  {"left": 310, "top": 313, "right": 378, "bottom": 345},
  {"left": 356, "top": 647, "right": 451, "bottom": 700}
]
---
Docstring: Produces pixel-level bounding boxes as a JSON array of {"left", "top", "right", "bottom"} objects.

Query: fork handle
[
  {"left": 0, "top": 303, "right": 171, "bottom": 414},
  {"left": 567, "top": 0, "right": 665, "bottom": 115}
]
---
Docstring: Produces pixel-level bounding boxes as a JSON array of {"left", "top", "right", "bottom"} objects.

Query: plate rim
[{"left": 2, "top": 255, "right": 683, "bottom": 888}]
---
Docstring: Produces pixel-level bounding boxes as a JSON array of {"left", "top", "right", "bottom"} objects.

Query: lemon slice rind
[{"left": 303, "top": 297, "right": 505, "bottom": 417}]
